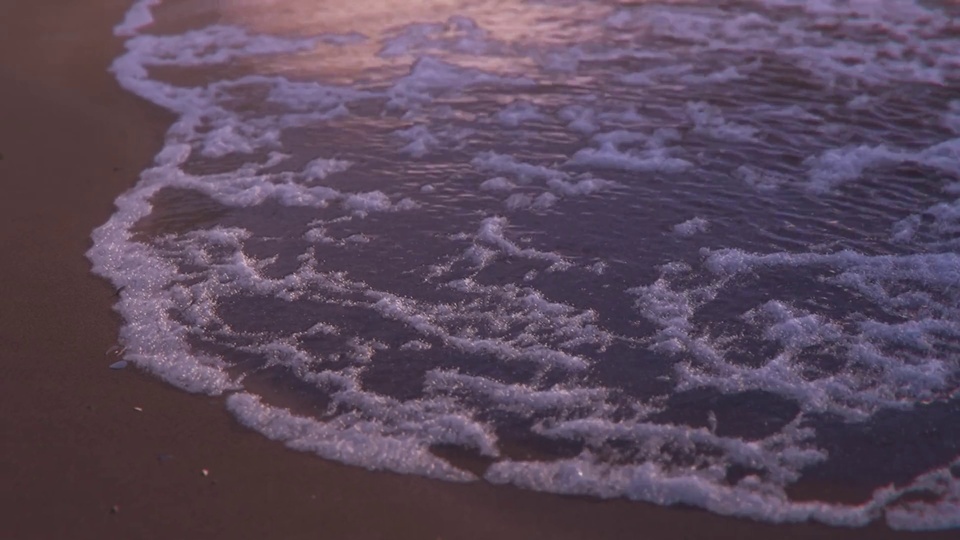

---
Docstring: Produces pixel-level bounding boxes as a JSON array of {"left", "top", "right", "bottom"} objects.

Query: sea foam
[{"left": 91, "top": 0, "right": 960, "bottom": 530}]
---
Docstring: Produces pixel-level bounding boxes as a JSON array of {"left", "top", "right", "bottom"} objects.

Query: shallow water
[{"left": 94, "top": 0, "right": 960, "bottom": 529}]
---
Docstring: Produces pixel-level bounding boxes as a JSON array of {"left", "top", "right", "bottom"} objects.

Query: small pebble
[
  {"left": 109, "top": 361, "right": 128, "bottom": 370},
  {"left": 133, "top": 406, "right": 143, "bottom": 412},
  {"left": 201, "top": 468, "right": 210, "bottom": 477},
  {"left": 110, "top": 505, "right": 120, "bottom": 514}
]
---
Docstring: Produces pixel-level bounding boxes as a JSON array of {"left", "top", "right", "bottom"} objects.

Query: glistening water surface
[{"left": 93, "top": 0, "right": 960, "bottom": 529}]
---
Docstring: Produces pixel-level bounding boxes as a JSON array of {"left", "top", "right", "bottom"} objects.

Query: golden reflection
[{"left": 215, "top": 0, "right": 614, "bottom": 82}]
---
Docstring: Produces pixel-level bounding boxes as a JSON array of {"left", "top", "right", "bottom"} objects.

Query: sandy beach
[{"left": 1, "top": 1, "right": 958, "bottom": 538}]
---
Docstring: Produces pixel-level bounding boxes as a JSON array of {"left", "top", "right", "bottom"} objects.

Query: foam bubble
[
  {"left": 124, "top": 25, "right": 320, "bottom": 67},
  {"left": 343, "top": 191, "right": 407, "bottom": 216},
  {"left": 114, "top": 0, "right": 161, "bottom": 37},
  {"left": 387, "top": 56, "right": 534, "bottom": 111},
  {"left": 558, "top": 105, "right": 598, "bottom": 134},
  {"left": 379, "top": 16, "right": 500, "bottom": 59},
  {"left": 226, "top": 392, "right": 483, "bottom": 480},
  {"left": 686, "top": 102, "right": 758, "bottom": 142},
  {"left": 472, "top": 152, "right": 565, "bottom": 181},
  {"left": 672, "top": 217, "right": 709, "bottom": 237},
  {"left": 303, "top": 157, "right": 351, "bottom": 181},
  {"left": 734, "top": 165, "right": 790, "bottom": 192},
  {"left": 636, "top": 247, "right": 960, "bottom": 419},
  {"left": 569, "top": 143, "right": 692, "bottom": 173},
  {"left": 394, "top": 125, "right": 440, "bottom": 157},
  {"left": 497, "top": 100, "right": 549, "bottom": 128},
  {"left": 479, "top": 177, "right": 515, "bottom": 192}
]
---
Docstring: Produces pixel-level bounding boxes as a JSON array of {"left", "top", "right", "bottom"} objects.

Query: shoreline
[{"left": 1, "top": 1, "right": 958, "bottom": 538}]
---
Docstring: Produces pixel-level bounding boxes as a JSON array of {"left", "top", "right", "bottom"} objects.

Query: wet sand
[{"left": 0, "top": 1, "right": 957, "bottom": 539}]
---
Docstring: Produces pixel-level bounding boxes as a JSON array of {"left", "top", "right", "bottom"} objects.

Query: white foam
[
  {"left": 686, "top": 102, "right": 758, "bottom": 142},
  {"left": 342, "top": 191, "right": 414, "bottom": 216},
  {"left": 472, "top": 152, "right": 565, "bottom": 181},
  {"left": 805, "top": 145, "right": 908, "bottom": 193},
  {"left": 479, "top": 177, "right": 515, "bottom": 192},
  {"left": 884, "top": 458, "right": 960, "bottom": 531},
  {"left": 485, "top": 456, "right": 887, "bottom": 528},
  {"left": 546, "top": 177, "right": 614, "bottom": 197},
  {"left": 114, "top": 0, "right": 160, "bottom": 37},
  {"left": 672, "top": 217, "right": 709, "bottom": 237},
  {"left": 345, "top": 234, "right": 372, "bottom": 244},
  {"left": 746, "top": 301, "right": 843, "bottom": 350},
  {"left": 387, "top": 56, "right": 534, "bottom": 111},
  {"left": 504, "top": 193, "right": 533, "bottom": 210},
  {"left": 558, "top": 105, "right": 598, "bottom": 134},
  {"left": 226, "top": 392, "right": 483, "bottom": 480},
  {"left": 400, "top": 340, "right": 432, "bottom": 351},
  {"left": 496, "top": 100, "right": 549, "bottom": 128},
  {"left": 159, "top": 165, "right": 341, "bottom": 208},
  {"left": 734, "top": 165, "right": 791, "bottom": 192},
  {"left": 806, "top": 139, "right": 960, "bottom": 193},
  {"left": 379, "top": 16, "right": 499, "bottom": 59},
  {"left": 605, "top": 0, "right": 958, "bottom": 87},
  {"left": 591, "top": 130, "right": 648, "bottom": 147},
  {"left": 634, "top": 247, "right": 960, "bottom": 419},
  {"left": 425, "top": 370, "right": 608, "bottom": 413},
  {"left": 471, "top": 216, "right": 570, "bottom": 269},
  {"left": 533, "top": 192, "right": 559, "bottom": 209},
  {"left": 303, "top": 157, "right": 351, "bottom": 181},
  {"left": 367, "top": 286, "right": 596, "bottom": 371},
  {"left": 93, "top": 0, "right": 960, "bottom": 531},
  {"left": 89, "top": 200, "right": 242, "bottom": 394},
  {"left": 303, "top": 226, "right": 335, "bottom": 244},
  {"left": 569, "top": 143, "right": 692, "bottom": 173},
  {"left": 199, "top": 124, "right": 281, "bottom": 158},
  {"left": 479, "top": 414, "right": 910, "bottom": 528},
  {"left": 124, "top": 25, "right": 320, "bottom": 67},
  {"left": 394, "top": 125, "right": 440, "bottom": 157}
]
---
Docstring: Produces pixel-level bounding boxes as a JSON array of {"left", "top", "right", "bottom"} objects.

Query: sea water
[{"left": 93, "top": 0, "right": 960, "bottom": 529}]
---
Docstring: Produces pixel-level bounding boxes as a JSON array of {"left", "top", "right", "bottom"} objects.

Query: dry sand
[{"left": 1, "top": 1, "right": 957, "bottom": 539}]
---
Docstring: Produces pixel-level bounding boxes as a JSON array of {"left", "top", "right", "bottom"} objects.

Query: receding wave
[{"left": 91, "top": 0, "right": 960, "bottom": 530}]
